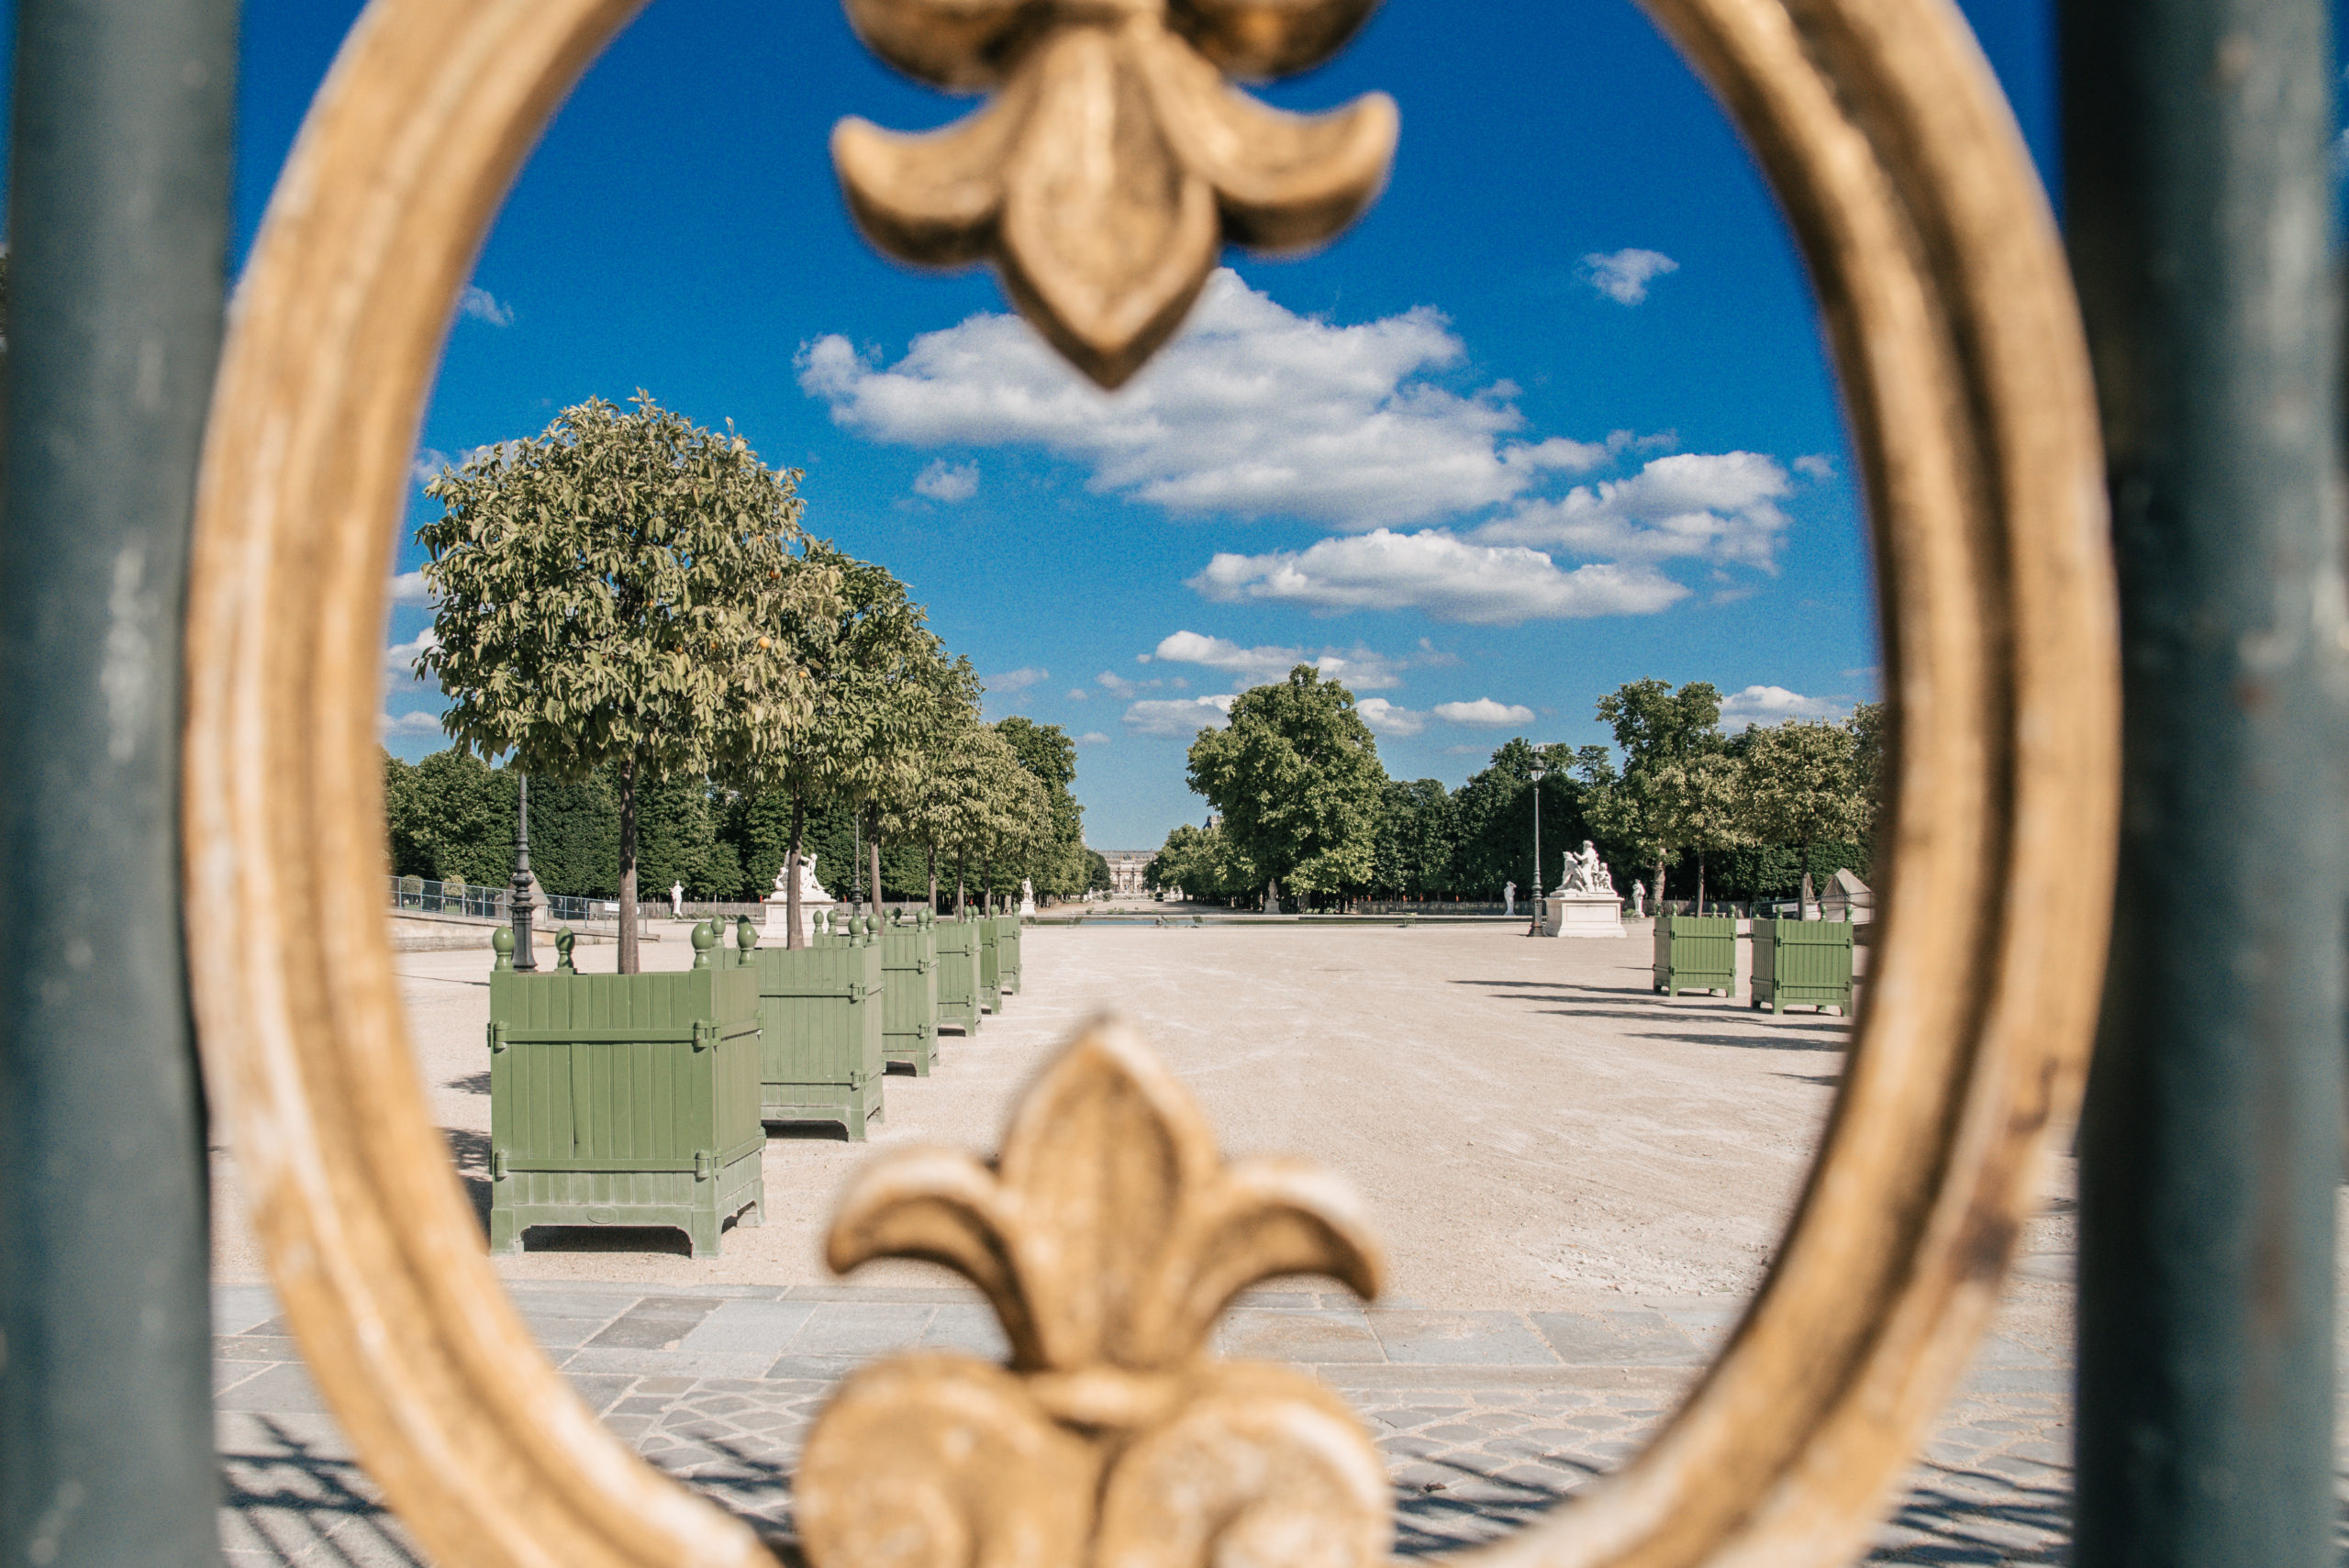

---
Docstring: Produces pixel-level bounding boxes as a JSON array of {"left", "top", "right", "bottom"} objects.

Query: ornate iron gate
[{"left": 0, "top": 0, "right": 2332, "bottom": 1563}]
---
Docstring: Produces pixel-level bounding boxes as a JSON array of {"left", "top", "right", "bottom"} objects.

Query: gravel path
[{"left": 211, "top": 914, "right": 2095, "bottom": 1563}]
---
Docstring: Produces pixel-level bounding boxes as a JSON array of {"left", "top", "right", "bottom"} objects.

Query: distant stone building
[{"left": 1101, "top": 851, "right": 1155, "bottom": 898}]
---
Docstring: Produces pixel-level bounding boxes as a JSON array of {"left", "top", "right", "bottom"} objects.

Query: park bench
[
  {"left": 484, "top": 923, "right": 763, "bottom": 1258},
  {"left": 1751, "top": 918, "right": 1855, "bottom": 1016},
  {"left": 733, "top": 916, "right": 885, "bottom": 1140},
  {"left": 1652, "top": 912, "right": 1738, "bottom": 997}
]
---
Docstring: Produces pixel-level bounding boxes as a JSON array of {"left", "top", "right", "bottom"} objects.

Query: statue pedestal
[
  {"left": 1542, "top": 892, "right": 1626, "bottom": 939},
  {"left": 763, "top": 876, "right": 837, "bottom": 943}
]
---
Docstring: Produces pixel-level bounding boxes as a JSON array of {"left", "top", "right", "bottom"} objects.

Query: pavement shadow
[
  {"left": 1876, "top": 1462, "right": 2071, "bottom": 1563},
  {"left": 1390, "top": 1453, "right": 1591, "bottom": 1557},
  {"left": 221, "top": 1416, "right": 425, "bottom": 1566},
  {"left": 1455, "top": 979, "right": 1654, "bottom": 997},
  {"left": 443, "top": 1071, "right": 492, "bottom": 1096},
  {"left": 1531, "top": 1008, "right": 1849, "bottom": 1051},
  {"left": 643, "top": 1435, "right": 804, "bottom": 1562},
  {"left": 442, "top": 1128, "right": 492, "bottom": 1235}
]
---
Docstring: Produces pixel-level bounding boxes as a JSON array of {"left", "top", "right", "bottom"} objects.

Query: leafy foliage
[
  {"left": 1185, "top": 667, "right": 1385, "bottom": 904},
  {"left": 415, "top": 394, "right": 826, "bottom": 964}
]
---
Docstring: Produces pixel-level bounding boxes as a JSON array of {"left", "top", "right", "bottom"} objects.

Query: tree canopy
[
  {"left": 1185, "top": 667, "right": 1384, "bottom": 906},
  {"left": 415, "top": 393, "right": 826, "bottom": 967}
]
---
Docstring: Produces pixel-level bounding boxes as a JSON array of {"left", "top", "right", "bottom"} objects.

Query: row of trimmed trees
[
  {"left": 1144, "top": 671, "right": 1879, "bottom": 910},
  {"left": 401, "top": 393, "right": 1097, "bottom": 969}
]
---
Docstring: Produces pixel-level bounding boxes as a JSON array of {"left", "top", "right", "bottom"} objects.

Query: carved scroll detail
[
  {"left": 796, "top": 1019, "right": 1390, "bottom": 1568},
  {"left": 831, "top": 0, "right": 1398, "bottom": 387}
]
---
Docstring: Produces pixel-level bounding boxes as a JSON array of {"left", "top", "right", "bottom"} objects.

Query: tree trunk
[
  {"left": 870, "top": 811, "right": 884, "bottom": 921},
  {"left": 985, "top": 852, "right": 995, "bottom": 915},
  {"left": 927, "top": 840, "right": 939, "bottom": 914},
  {"left": 1696, "top": 852, "right": 1707, "bottom": 916},
  {"left": 785, "top": 792, "right": 807, "bottom": 950},
  {"left": 1653, "top": 857, "right": 1667, "bottom": 914},
  {"left": 955, "top": 850, "right": 965, "bottom": 917},
  {"left": 616, "top": 759, "right": 640, "bottom": 973}
]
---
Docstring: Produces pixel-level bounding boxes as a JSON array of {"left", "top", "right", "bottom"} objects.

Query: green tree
[
  {"left": 1373, "top": 778, "right": 1459, "bottom": 897},
  {"left": 1185, "top": 667, "right": 1386, "bottom": 910},
  {"left": 1645, "top": 751, "right": 1746, "bottom": 913},
  {"left": 416, "top": 394, "right": 822, "bottom": 969},
  {"left": 1586, "top": 678, "right": 1723, "bottom": 908},
  {"left": 726, "top": 548, "right": 932, "bottom": 945},
  {"left": 1735, "top": 718, "right": 1870, "bottom": 903},
  {"left": 874, "top": 653, "right": 985, "bottom": 909},
  {"left": 384, "top": 746, "right": 511, "bottom": 885},
  {"left": 1448, "top": 739, "right": 1591, "bottom": 899},
  {"left": 996, "top": 715, "right": 1089, "bottom": 901},
  {"left": 1145, "top": 821, "right": 1255, "bottom": 902}
]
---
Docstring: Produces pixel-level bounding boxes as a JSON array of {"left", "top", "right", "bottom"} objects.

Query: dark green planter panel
[
  {"left": 1752, "top": 918, "right": 1854, "bottom": 1015},
  {"left": 935, "top": 917, "right": 982, "bottom": 1034},
  {"left": 740, "top": 938, "right": 885, "bottom": 1139},
  {"left": 487, "top": 964, "right": 765, "bottom": 1258},
  {"left": 1653, "top": 914, "right": 1737, "bottom": 997},
  {"left": 978, "top": 917, "right": 1003, "bottom": 1012},
  {"left": 996, "top": 915, "right": 1023, "bottom": 995},
  {"left": 883, "top": 916, "right": 941, "bottom": 1074}
]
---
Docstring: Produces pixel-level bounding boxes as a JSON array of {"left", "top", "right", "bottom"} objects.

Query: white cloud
[
  {"left": 410, "top": 450, "right": 449, "bottom": 485},
  {"left": 1076, "top": 732, "right": 1111, "bottom": 745},
  {"left": 384, "top": 628, "right": 437, "bottom": 680},
  {"left": 1356, "top": 697, "right": 1426, "bottom": 737},
  {"left": 379, "top": 709, "right": 443, "bottom": 738},
  {"left": 1124, "top": 695, "right": 1235, "bottom": 738},
  {"left": 1720, "top": 684, "right": 1845, "bottom": 726},
  {"left": 1066, "top": 688, "right": 1088, "bottom": 701},
  {"left": 1149, "top": 629, "right": 1411, "bottom": 690},
  {"left": 460, "top": 285, "right": 514, "bottom": 327},
  {"left": 389, "top": 570, "right": 431, "bottom": 606},
  {"left": 913, "top": 459, "right": 980, "bottom": 503},
  {"left": 1583, "top": 249, "right": 1679, "bottom": 306},
  {"left": 798, "top": 269, "right": 1608, "bottom": 530},
  {"left": 986, "top": 666, "right": 1048, "bottom": 693},
  {"left": 1792, "top": 453, "right": 1835, "bottom": 482},
  {"left": 1434, "top": 697, "right": 1536, "bottom": 727},
  {"left": 1471, "top": 451, "right": 1793, "bottom": 571},
  {"left": 1191, "top": 529, "right": 1687, "bottom": 626}
]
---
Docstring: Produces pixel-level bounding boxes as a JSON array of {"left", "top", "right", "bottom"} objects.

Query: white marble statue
[
  {"left": 1503, "top": 881, "right": 1517, "bottom": 917},
  {"left": 670, "top": 881, "right": 685, "bottom": 918},
  {"left": 1019, "top": 877, "right": 1038, "bottom": 916},
  {"left": 1557, "top": 840, "right": 1614, "bottom": 895},
  {"left": 1631, "top": 879, "right": 1647, "bottom": 917}
]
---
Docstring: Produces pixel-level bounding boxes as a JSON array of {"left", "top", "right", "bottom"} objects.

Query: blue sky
[{"left": 248, "top": 1, "right": 2049, "bottom": 847}]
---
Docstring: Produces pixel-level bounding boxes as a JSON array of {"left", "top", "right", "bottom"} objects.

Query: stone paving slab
[{"left": 214, "top": 1281, "right": 2080, "bottom": 1564}]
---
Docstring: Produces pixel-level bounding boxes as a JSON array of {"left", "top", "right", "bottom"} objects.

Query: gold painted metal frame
[{"left": 183, "top": 0, "right": 2115, "bottom": 1565}]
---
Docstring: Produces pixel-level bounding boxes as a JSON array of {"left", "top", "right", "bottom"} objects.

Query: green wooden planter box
[
  {"left": 978, "top": 917, "right": 1003, "bottom": 1013},
  {"left": 734, "top": 921, "right": 885, "bottom": 1139},
  {"left": 995, "top": 914, "right": 1023, "bottom": 995},
  {"left": 935, "top": 917, "right": 982, "bottom": 1035},
  {"left": 1752, "top": 918, "right": 1855, "bottom": 1015},
  {"left": 1653, "top": 913, "right": 1738, "bottom": 997},
  {"left": 486, "top": 939, "right": 764, "bottom": 1259},
  {"left": 883, "top": 913, "right": 941, "bottom": 1074}
]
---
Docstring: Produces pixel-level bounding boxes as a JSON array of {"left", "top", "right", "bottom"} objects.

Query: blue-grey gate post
[
  {"left": 0, "top": 2, "right": 238, "bottom": 1564},
  {"left": 2062, "top": 0, "right": 2344, "bottom": 1562}
]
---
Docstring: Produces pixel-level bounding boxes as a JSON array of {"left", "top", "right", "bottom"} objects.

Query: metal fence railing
[{"left": 388, "top": 876, "right": 617, "bottom": 929}]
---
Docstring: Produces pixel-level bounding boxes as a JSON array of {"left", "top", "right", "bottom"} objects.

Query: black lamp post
[
  {"left": 1528, "top": 763, "right": 1548, "bottom": 937},
  {"left": 510, "top": 773, "right": 537, "bottom": 972}
]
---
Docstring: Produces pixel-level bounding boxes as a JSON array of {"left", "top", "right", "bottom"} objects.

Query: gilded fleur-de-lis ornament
[
  {"left": 796, "top": 1019, "right": 1392, "bottom": 1568},
  {"left": 831, "top": 0, "right": 1399, "bottom": 387}
]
